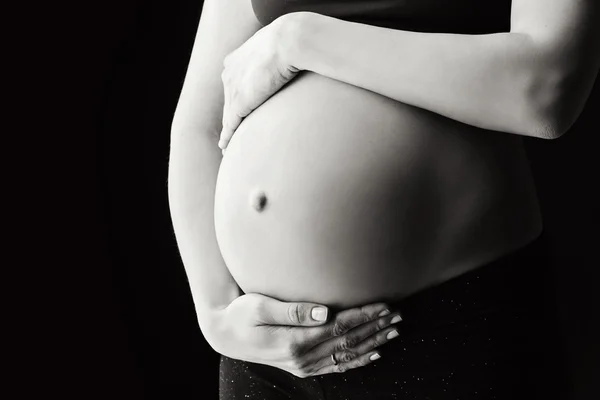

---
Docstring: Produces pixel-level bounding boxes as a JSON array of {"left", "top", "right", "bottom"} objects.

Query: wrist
[{"left": 274, "top": 11, "right": 319, "bottom": 72}]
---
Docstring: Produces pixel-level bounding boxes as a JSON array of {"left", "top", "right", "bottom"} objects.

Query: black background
[{"left": 55, "top": 0, "right": 598, "bottom": 398}]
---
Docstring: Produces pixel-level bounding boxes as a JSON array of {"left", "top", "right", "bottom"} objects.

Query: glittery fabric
[{"left": 219, "top": 234, "right": 571, "bottom": 399}]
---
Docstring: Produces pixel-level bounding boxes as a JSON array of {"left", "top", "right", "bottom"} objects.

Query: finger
[
  {"left": 295, "top": 302, "right": 392, "bottom": 346},
  {"left": 219, "top": 114, "right": 243, "bottom": 150},
  {"left": 304, "top": 312, "right": 402, "bottom": 366},
  {"left": 219, "top": 115, "right": 235, "bottom": 149},
  {"left": 219, "top": 76, "right": 233, "bottom": 150},
  {"left": 219, "top": 124, "right": 235, "bottom": 150},
  {"left": 222, "top": 113, "right": 243, "bottom": 147},
  {"left": 312, "top": 350, "right": 382, "bottom": 376},
  {"left": 219, "top": 98, "right": 243, "bottom": 149},
  {"left": 334, "top": 324, "right": 400, "bottom": 365},
  {"left": 253, "top": 295, "right": 331, "bottom": 327}
]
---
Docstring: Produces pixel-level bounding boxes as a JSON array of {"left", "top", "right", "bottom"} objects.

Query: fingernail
[
  {"left": 369, "top": 353, "right": 381, "bottom": 361},
  {"left": 378, "top": 309, "right": 391, "bottom": 317},
  {"left": 311, "top": 306, "right": 328, "bottom": 322},
  {"left": 390, "top": 314, "right": 402, "bottom": 324},
  {"left": 386, "top": 330, "right": 399, "bottom": 340}
]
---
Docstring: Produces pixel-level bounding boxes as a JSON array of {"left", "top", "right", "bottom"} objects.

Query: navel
[{"left": 249, "top": 189, "right": 268, "bottom": 212}]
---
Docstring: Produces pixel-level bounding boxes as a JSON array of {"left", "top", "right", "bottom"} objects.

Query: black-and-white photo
[{"left": 51, "top": 1, "right": 599, "bottom": 399}]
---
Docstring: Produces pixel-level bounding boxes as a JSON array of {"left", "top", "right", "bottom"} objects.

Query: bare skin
[
  {"left": 215, "top": 69, "right": 544, "bottom": 309},
  {"left": 170, "top": 0, "right": 599, "bottom": 379},
  {"left": 214, "top": 0, "right": 599, "bottom": 311},
  {"left": 168, "top": 0, "right": 404, "bottom": 378}
]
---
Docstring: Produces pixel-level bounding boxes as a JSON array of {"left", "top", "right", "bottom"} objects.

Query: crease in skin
[{"left": 250, "top": 189, "right": 268, "bottom": 212}]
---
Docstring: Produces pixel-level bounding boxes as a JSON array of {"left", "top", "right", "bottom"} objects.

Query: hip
[{"left": 219, "top": 232, "right": 571, "bottom": 399}]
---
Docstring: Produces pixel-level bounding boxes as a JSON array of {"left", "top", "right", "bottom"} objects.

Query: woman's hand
[
  {"left": 218, "top": 15, "right": 301, "bottom": 153},
  {"left": 206, "top": 293, "right": 403, "bottom": 378}
]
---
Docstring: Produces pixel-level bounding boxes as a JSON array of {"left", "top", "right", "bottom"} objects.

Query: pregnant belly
[{"left": 214, "top": 72, "right": 542, "bottom": 308}]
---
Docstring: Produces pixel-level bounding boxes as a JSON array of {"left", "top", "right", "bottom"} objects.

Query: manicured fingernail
[
  {"left": 311, "top": 306, "right": 328, "bottom": 322},
  {"left": 369, "top": 353, "right": 381, "bottom": 361},
  {"left": 387, "top": 330, "right": 399, "bottom": 340},
  {"left": 390, "top": 314, "right": 402, "bottom": 324},
  {"left": 378, "top": 309, "right": 391, "bottom": 317}
]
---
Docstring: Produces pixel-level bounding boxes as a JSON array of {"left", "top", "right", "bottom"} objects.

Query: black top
[{"left": 251, "top": 0, "right": 512, "bottom": 34}]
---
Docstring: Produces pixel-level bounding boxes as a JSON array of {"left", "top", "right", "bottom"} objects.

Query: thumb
[{"left": 256, "top": 295, "right": 329, "bottom": 326}]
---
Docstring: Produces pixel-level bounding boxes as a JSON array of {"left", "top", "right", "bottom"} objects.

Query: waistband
[{"left": 389, "top": 232, "right": 558, "bottom": 329}]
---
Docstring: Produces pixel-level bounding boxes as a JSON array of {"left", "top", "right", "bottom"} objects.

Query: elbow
[
  {"left": 197, "top": 310, "right": 228, "bottom": 356},
  {"left": 525, "top": 108, "right": 572, "bottom": 140},
  {"left": 524, "top": 92, "right": 576, "bottom": 140},
  {"left": 520, "top": 62, "right": 584, "bottom": 140}
]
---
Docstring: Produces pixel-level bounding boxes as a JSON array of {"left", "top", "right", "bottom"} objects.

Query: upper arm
[
  {"left": 511, "top": 0, "right": 600, "bottom": 137},
  {"left": 171, "top": 0, "right": 262, "bottom": 134}
]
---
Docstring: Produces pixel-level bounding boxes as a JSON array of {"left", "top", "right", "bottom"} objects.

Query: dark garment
[
  {"left": 219, "top": 233, "right": 571, "bottom": 399},
  {"left": 251, "top": 0, "right": 512, "bottom": 34}
]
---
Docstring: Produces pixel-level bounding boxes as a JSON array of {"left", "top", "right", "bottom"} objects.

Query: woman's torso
[{"left": 214, "top": 0, "right": 543, "bottom": 309}]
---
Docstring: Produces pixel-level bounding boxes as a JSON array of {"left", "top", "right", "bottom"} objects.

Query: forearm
[
  {"left": 287, "top": 13, "right": 575, "bottom": 139},
  {"left": 168, "top": 132, "right": 240, "bottom": 319},
  {"left": 168, "top": 0, "right": 261, "bottom": 329}
]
